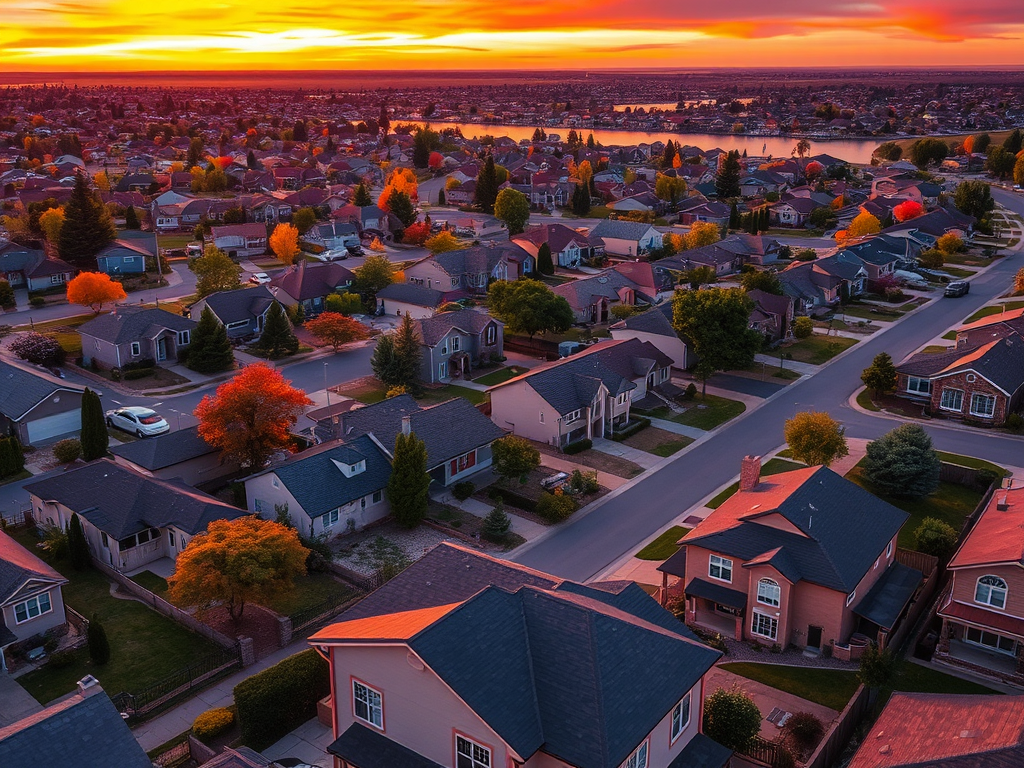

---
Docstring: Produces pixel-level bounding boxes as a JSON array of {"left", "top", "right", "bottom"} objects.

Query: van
[{"left": 944, "top": 281, "right": 970, "bottom": 298}]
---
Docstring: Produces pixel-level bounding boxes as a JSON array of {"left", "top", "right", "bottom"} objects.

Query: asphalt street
[{"left": 513, "top": 188, "right": 1024, "bottom": 581}]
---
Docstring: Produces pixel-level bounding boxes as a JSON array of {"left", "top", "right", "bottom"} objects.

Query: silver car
[{"left": 105, "top": 407, "right": 170, "bottom": 437}]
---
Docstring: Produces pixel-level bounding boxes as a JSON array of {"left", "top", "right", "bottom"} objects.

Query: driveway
[
  {"left": 707, "top": 373, "right": 788, "bottom": 399},
  {"left": 0, "top": 674, "right": 42, "bottom": 728}
]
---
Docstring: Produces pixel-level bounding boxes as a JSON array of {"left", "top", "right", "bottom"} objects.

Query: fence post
[
  {"left": 238, "top": 637, "right": 255, "bottom": 668},
  {"left": 277, "top": 616, "right": 293, "bottom": 648}
]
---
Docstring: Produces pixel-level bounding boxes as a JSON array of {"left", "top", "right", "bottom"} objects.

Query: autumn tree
[
  {"left": 58, "top": 173, "right": 115, "bottom": 269},
  {"left": 269, "top": 223, "right": 300, "bottom": 264},
  {"left": 491, "top": 435, "right": 541, "bottom": 485},
  {"left": 169, "top": 517, "right": 308, "bottom": 623},
  {"left": 424, "top": 231, "right": 461, "bottom": 253},
  {"left": 936, "top": 233, "right": 964, "bottom": 254},
  {"left": 387, "top": 432, "right": 431, "bottom": 528},
  {"left": 66, "top": 271, "right": 127, "bottom": 313},
  {"left": 488, "top": 279, "right": 574, "bottom": 338},
  {"left": 255, "top": 302, "right": 299, "bottom": 359},
  {"left": 672, "top": 287, "right": 762, "bottom": 394},
  {"left": 1014, "top": 154, "right": 1024, "bottom": 187},
  {"left": 861, "top": 352, "right": 898, "bottom": 397},
  {"left": 494, "top": 188, "right": 530, "bottom": 235},
  {"left": 187, "top": 306, "right": 235, "bottom": 374},
  {"left": 686, "top": 221, "right": 721, "bottom": 250},
  {"left": 191, "top": 244, "right": 242, "bottom": 298},
  {"left": 195, "top": 363, "right": 311, "bottom": 469},
  {"left": 378, "top": 168, "right": 418, "bottom": 210},
  {"left": 38, "top": 207, "right": 65, "bottom": 243},
  {"left": 1014, "top": 267, "right": 1024, "bottom": 296},
  {"left": 352, "top": 254, "right": 394, "bottom": 306},
  {"left": 784, "top": 411, "right": 849, "bottom": 467},
  {"left": 306, "top": 312, "right": 369, "bottom": 351},
  {"left": 893, "top": 200, "right": 923, "bottom": 222},
  {"left": 655, "top": 173, "right": 687, "bottom": 203},
  {"left": 845, "top": 211, "right": 881, "bottom": 239}
]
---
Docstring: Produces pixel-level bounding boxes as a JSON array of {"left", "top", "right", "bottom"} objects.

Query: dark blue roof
[
  {"left": 328, "top": 723, "right": 443, "bottom": 768},
  {"left": 667, "top": 733, "right": 734, "bottom": 768},
  {"left": 853, "top": 561, "right": 923, "bottom": 630},
  {"left": 685, "top": 577, "right": 747, "bottom": 610}
]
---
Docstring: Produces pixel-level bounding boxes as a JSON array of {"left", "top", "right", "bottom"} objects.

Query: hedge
[
  {"left": 610, "top": 417, "right": 651, "bottom": 441},
  {"left": 234, "top": 649, "right": 330, "bottom": 750},
  {"left": 487, "top": 486, "right": 537, "bottom": 513},
  {"left": 563, "top": 438, "right": 592, "bottom": 455}
]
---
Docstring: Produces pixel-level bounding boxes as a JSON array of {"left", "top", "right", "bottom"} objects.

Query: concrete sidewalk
[
  {"left": 430, "top": 482, "right": 549, "bottom": 541},
  {"left": 753, "top": 354, "right": 819, "bottom": 377},
  {"left": 646, "top": 417, "right": 705, "bottom": 440},
  {"left": 537, "top": 453, "right": 628, "bottom": 490},
  {"left": 591, "top": 438, "right": 661, "bottom": 470}
]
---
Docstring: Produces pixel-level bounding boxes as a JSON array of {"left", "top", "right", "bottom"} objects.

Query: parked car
[
  {"left": 185, "top": 242, "right": 203, "bottom": 258},
  {"left": 945, "top": 281, "right": 970, "bottom": 298},
  {"left": 105, "top": 407, "right": 170, "bottom": 437},
  {"left": 321, "top": 249, "right": 349, "bottom": 261},
  {"left": 249, "top": 272, "right": 271, "bottom": 284},
  {"left": 345, "top": 244, "right": 364, "bottom": 257}
]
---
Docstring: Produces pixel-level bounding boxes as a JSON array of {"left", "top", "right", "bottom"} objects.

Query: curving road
[{"left": 513, "top": 188, "right": 1024, "bottom": 581}]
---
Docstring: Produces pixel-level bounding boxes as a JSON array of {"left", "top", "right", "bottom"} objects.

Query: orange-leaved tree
[
  {"left": 269, "top": 223, "right": 300, "bottom": 264},
  {"left": 893, "top": 200, "right": 924, "bottom": 222},
  {"left": 378, "top": 167, "right": 418, "bottom": 210},
  {"left": 168, "top": 517, "right": 308, "bottom": 623},
  {"left": 305, "top": 312, "right": 370, "bottom": 351},
  {"left": 195, "top": 363, "right": 311, "bottom": 470},
  {"left": 66, "top": 271, "right": 127, "bottom": 313}
]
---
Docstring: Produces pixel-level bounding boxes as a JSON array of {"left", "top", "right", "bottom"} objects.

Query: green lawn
[
  {"left": 936, "top": 452, "right": 1008, "bottom": 476},
  {"left": 155, "top": 233, "right": 196, "bottom": 250},
  {"left": 130, "top": 570, "right": 168, "bottom": 594},
  {"left": 472, "top": 366, "right": 527, "bottom": 386},
  {"left": 941, "top": 266, "right": 977, "bottom": 279},
  {"left": 964, "top": 301, "right": 1024, "bottom": 324},
  {"left": 782, "top": 334, "right": 858, "bottom": 365},
  {"left": 635, "top": 526, "right": 691, "bottom": 560},
  {"left": 845, "top": 463, "right": 984, "bottom": 549},
  {"left": 706, "top": 458, "right": 806, "bottom": 509},
  {"left": 651, "top": 438, "right": 694, "bottom": 457},
  {"left": 887, "top": 659, "right": 999, "bottom": 697},
  {"left": 921, "top": 345, "right": 949, "bottom": 353},
  {"left": 420, "top": 385, "right": 486, "bottom": 405},
  {"left": 856, "top": 389, "right": 881, "bottom": 412},
  {"left": 941, "top": 331, "right": 957, "bottom": 340},
  {"left": 264, "top": 573, "right": 354, "bottom": 617},
  {"left": 838, "top": 304, "right": 905, "bottom": 321},
  {"left": 672, "top": 394, "right": 746, "bottom": 431}
]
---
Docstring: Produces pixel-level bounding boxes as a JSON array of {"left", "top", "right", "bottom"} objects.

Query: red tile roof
[
  {"left": 949, "top": 487, "right": 1024, "bottom": 569},
  {"left": 938, "top": 589, "right": 1024, "bottom": 638}
]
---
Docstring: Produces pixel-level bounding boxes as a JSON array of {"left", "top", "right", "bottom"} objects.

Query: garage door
[{"left": 25, "top": 409, "right": 81, "bottom": 444}]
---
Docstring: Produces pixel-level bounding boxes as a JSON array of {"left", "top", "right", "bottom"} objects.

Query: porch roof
[
  {"left": 328, "top": 723, "right": 445, "bottom": 768},
  {"left": 684, "top": 577, "right": 747, "bottom": 611},
  {"left": 940, "top": 592, "right": 1024, "bottom": 639},
  {"left": 852, "top": 562, "right": 922, "bottom": 631},
  {"left": 667, "top": 733, "right": 733, "bottom": 768}
]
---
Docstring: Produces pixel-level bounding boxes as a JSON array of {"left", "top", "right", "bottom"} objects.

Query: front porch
[{"left": 934, "top": 617, "right": 1024, "bottom": 686}]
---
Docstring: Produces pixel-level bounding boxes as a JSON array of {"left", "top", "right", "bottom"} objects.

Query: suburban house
[
  {"left": 403, "top": 243, "right": 534, "bottom": 297},
  {"left": 848, "top": 693, "right": 1024, "bottom": 768},
  {"left": 331, "top": 395, "right": 506, "bottom": 487},
  {"left": 934, "top": 485, "right": 1024, "bottom": 685},
  {"left": 245, "top": 434, "right": 393, "bottom": 539},
  {"left": 79, "top": 306, "right": 196, "bottom": 370},
  {"left": 955, "top": 307, "right": 1024, "bottom": 349},
  {"left": 332, "top": 204, "right": 386, "bottom": 232},
  {"left": 375, "top": 283, "right": 446, "bottom": 319},
  {"left": 779, "top": 258, "right": 865, "bottom": 314},
  {"left": 0, "top": 360, "right": 85, "bottom": 446},
  {"left": 414, "top": 309, "right": 503, "bottom": 383},
  {"left": 310, "top": 221, "right": 360, "bottom": 250},
  {"left": 211, "top": 223, "right": 268, "bottom": 259},
  {"left": 489, "top": 339, "right": 674, "bottom": 447},
  {"left": 590, "top": 219, "right": 662, "bottom": 257},
  {"left": 310, "top": 543, "right": 731, "bottom": 768},
  {"left": 270, "top": 260, "right": 355, "bottom": 316},
  {"left": 512, "top": 223, "right": 593, "bottom": 269},
  {"left": 655, "top": 243, "right": 744, "bottom": 278},
  {"left": 769, "top": 197, "right": 817, "bottom": 227},
  {"left": 895, "top": 332, "right": 1024, "bottom": 426},
  {"left": 189, "top": 285, "right": 278, "bottom": 338},
  {"left": 95, "top": 235, "right": 157, "bottom": 275},
  {"left": 0, "top": 531, "right": 67, "bottom": 672},
  {"left": 0, "top": 239, "right": 74, "bottom": 292},
  {"left": 110, "top": 425, "right": 240, "bottom": 487},
  {"left": 659, "top": 456, "right": 923, "bottom": 655},
  {"left": 610, "top": 303, "right": 690, "bottom": 369},
  {"left": 552, "top": 267, "right": 659, "bottom": 324},
  {"left": 747, "top": 289, "right": 795, "bottom": 343},
  {"left": 0, "top": 676, "right": 152, "bottom": 767},
  {"left": 26, "top": 459, "right": 248, "bottom": 573}
]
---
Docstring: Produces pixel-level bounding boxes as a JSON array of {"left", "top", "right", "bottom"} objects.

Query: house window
[
  {"left": 965, "top": 627, "right": 1016, "bottom": 655},
  {"left": 227, "top": 320, "right": 249, "bottom": 330},
  {"left": 361, "top": 497, "right": 366, "bottom": 509},
  {"left": 101, "top": 532, "right": 109, "bottom": 548},
  {"left": 846, "top": 590, "right": 857, "bottom": 607},
  {"left": 322, "top": 509, "right": 340, "bottom": 529},
  {"left": 13, "top": 593, "right": 52, "bottom": 624},
  {"left": 168, "top": 530, "right": 174, "bottom": 547},
  {"left": 940, "top": 388, "right": 964, "bottom": 412},
  {"left": 757, "top": 578, "right": 781, "bottom": 607},
  {"left": 272, "top": 478, "right": 280, "bottom": 488},
  {"left": 180, "top": 535, "right": 186, "bottom": 548},
  {"left": 123, "top": 256, "right": 136, "bottom": 263},
  {"left": 709, "top": 555, "right": 732, "bottom": 583},
  {"left": 177, "top": 330, "right": 191, "bottom": 345},
  {"left": 352, "top": 680, "right": 383, "bottom": 729},
  {"left": 616, "top": 393, "right": 629, "bottom": 405},
  {"left": 751, "top": 612, "right": 778, "bottom": 640},
  {"left": 970, "top": 393, "right": 996, "bottom": 418},
  {"left": 670, "top": 694, "right": 691, "bottom": 744},
  {"left": 539, "top": 412, "right": 544, "bottom": 424},
  {"left": 975, "top": 575, "right": 1008, "bottom": 609},
  {"left": 451, "top": 277, "right": 459, "bottom": 288},
  {"left": 372, "top": 490, "right": 383, "bottom": 504},
  {"left": 451, "top": 336, "right": 461, "bottom": 352},
  {"left": 906, "top": 377, "right": 931, "bottom": 394},
  {"left": 621, "top": 740, "right": 648, "bottom": 768},
  {"left": 50, "top": 273, "right": 65, "bottom": 284},
  {"left": 439, "top": 361, "right": 448, "bottom": 379},
  {"left": 456, "top": 735, "right": 491, "bottom": 768},
  {"left": 564, "top": 409, "right": 582, "bottom": 423},
  {"left": 486, "top": 325, "right": 496, "bottom": 345},
  {"left": 130, "top": 341, "right": 141, "bottom": 356}
]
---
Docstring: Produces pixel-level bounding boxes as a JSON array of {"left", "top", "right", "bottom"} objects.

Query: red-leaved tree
[{"left": 893, "top": 200, "right": 924, "bottom": 222}]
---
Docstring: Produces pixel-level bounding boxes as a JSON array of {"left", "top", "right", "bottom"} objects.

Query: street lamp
[{"left": 324, "top": 362, "right": 331, "bottom": 411}]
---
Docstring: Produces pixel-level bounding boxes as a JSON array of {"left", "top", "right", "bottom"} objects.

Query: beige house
[
  {"left": 610, "top": 303, "right": 689, "bottom": 369},
  {"left": 0, "top": 531, "right": 67, "bottom": 671}
]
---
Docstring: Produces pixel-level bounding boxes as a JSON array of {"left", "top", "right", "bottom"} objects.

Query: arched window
[
  {"left": 757, "top": 578, "right": 780, "bottom": 607},
  {"left": 975, "top": 575, "right": 1008, "bottom": 609}
]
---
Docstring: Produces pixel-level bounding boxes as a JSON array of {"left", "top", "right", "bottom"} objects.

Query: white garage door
[{"left": 25, "top": 409, "right": 81, "bottom": 444}]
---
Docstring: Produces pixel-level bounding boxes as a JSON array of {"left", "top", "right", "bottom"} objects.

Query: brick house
[
  {"left": 934, "top": 485, "right": 1024, "bottom": 685},
  {"left": 659, "top": 456, "right": 923, "bottom": 655}
]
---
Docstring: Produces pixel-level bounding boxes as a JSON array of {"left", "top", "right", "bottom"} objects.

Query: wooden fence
[
  {"left": 885, "top": 549, "right": 941, "bottom": 654},
  {"left": 804, "top": 684, "right": 872, "bottom": 768}
]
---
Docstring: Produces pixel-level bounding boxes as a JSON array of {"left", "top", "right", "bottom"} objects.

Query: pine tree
[
  {"left": 9, "top": 437, "right": 24, "bottom": 474},
  {"left": 387, "top": 190, "right": 417, "bottom": 228},
  {"left": 79, "top": 388, "right": 108, "bottom": 461},
  {"left": 187, "top": 307, "right": 235, "bottom": 374},
  {"left": 482, "top": 499, "right": 511, "bottom": 542},
  {"left": 386, "top": 432, "right": 430, "bottom": 528},
  {"left": 0, "top": 439, "right": 15, "bottom": 479},
  {"left": 437, "top": 188, "right": 446, "bottom": 206},
  {"left": 88, "top": 613, "right": 111, "bottom": 665},
  {"left": 861, "top": 352, "right": 898, "bottom": 396},
  {"left": 370, "top": 333, "right": 401, "bottom": 388},
  {"left": 353, "top": 183, "right": 372, "bottom": 207},
  {"left": 392, "top": 313, "right": 422, "bottom": 391},
  {"left": 68, "top": 513, "right": 90, "bottom": 571},
  {"left": 256, "top": 302, "right": 299, "bottom": 360},
  {"left": 537, "top": 242, "right": 554, "bottom": 275},
  {"left": 58, "top": 174, "right": 115, "bottom": 269},
  {"left": 474, "top": 154, "right": 499, "bottom": 213},
  {"left": 729, "top": 202, "right": 739, "bottom": 229},
  {"left": 571, "top": 183, "right": 591, "bottom": 216},
  {"left": 586, "top": 133, "right": 596, "bottom": 149},
  {"left": 124, "top": 204, "right": 140, "bottom": 230},
  {"left": 715, "top": 150, "right": 742, "bottom": 199}
]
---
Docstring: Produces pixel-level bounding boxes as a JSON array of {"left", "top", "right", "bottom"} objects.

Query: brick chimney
[
  {"left": 401, "top": 415, "right": 412, "bottom": 436},
  {"left": 739, "top": 455, "right": 762, "bottom": 492}
]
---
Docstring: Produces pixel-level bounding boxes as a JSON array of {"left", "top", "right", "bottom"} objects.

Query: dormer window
[{"left": 332, "top": 458, "right": 366, "bottom": 478}]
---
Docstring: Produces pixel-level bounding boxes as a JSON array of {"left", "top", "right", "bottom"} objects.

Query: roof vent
[{"left": 959, "top": 730, "right": 982, "bottom": 739}]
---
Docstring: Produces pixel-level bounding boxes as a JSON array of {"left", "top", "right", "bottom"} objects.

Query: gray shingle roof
[
  {"left": 199, "top": 286, "right": 275, "bottom": 325},
  {"left": 78, "top": 306, "right": 195, "bottom": 345},
  {"left": 611, "top": 302, "right": 675, "bottom": 338},
  {"left": 897, "top": 336, "right": 1024, "bottom": 395},
  {"left": 0, "top": 360, "right": 84, "bottom": 421},
  {"left": 25, "top": 459, "right": 246, "bottom": 539},
  {"left": 591, "top": 219, "right": 658, "bottom": 242},
  {"left": 109, "top": 425, "right": 218, "bottom": 470},
  {"left": 0, "top": 691, "right": 152, "bottom": 768},
  {"left": 852, "top": 561, "right": 923, "bottom": 631},
  {"left": 0, "top": 530, "right": 65, "bottom": 605},
  {"left": 415, "top": 309, "right": 499, "bottom": 347},
  {"left": 338, "top": 395, "right": 505, "bottom": 469},
  {"left": 328, "top": 723, "right": 443, "bottom": 768},
  {"left": 376, "top": 282, "right": 445, "bottom": 308},
  {"left": 667, "top": 733, "right": 734, "bottom": 768}
]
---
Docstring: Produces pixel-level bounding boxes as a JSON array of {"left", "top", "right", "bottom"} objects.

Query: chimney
[
  {"left": 997, "top": 480, "right": 1013, "bottom": 511},
  {"left": 739, "top": 455, "right": 762, "bottom": 492},
  {"left": 77, "top": 675, "right": 102, "bottom": 698},
  {"left": 401, "top": 415, "right": 411, "bottom": 436}
]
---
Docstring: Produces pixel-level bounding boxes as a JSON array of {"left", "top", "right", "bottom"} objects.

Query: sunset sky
[{"left": 3, "top": 0, "right": 1024, "bottom": 71}]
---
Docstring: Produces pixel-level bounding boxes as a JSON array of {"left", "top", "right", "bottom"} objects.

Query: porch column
[
  {"left": 734, "top": 613, "right": 744, "bottom": 642},
  {"left": 1016, "top": 645, "right": 1024, "bottom": 676},
  {"left": 937, "top": 618, "right": 952, "bottom": 654}
]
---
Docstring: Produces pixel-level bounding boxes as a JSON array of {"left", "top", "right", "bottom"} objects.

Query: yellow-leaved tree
[
  {"left": 845, "top": 211, "right": 881, "bottom": 239},
  {"left": 269, "top": 223, "right": 300, "bottom": 264}
]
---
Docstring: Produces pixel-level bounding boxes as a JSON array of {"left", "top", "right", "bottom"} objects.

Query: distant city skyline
[{"left": 3, "top": 0, "right": 1024, "bottom": 71}]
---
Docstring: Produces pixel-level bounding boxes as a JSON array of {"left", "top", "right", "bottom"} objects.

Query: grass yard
[
  {"left": 264, "top": 573, "right": 355, "bottom": 617},
  {"left": 856, "top": 389, "right": 880, "bottom": 412},
  {"left": 635, "top": 526, "right": 691, "bottom": 561},
  {"left": 18, "top": 314, "right": 92, "bottom": 332},
  {"left": 941, "top": 266, "right": 977, "bottom": 279},
  {"left": 964, "top": 301, "right": 1024, "bottom": 324},
  {"left": 941, "top": 331, "right": 957, "bottom": 340},
  {"left": 672, "top": 394, "right": 745, "bottom": 431},
  {"left": 706, "top": 458, "right": 806, "bottom": 509},
  {"left": 130, "top": 570, "right": 168, "bottom": 594},
  {"left": 838, "top": 304, "right": 905, "bottom": 321},
  {"left": 621, "top": 426, "right": 693, "bottom": 457},
  {"left": 0, "top": 469, "right": 33, "bottom": 487},
  {"left": 336, "top": 378, "right": 485, "bottom": 405},
  {"left": 155, "top": 233, "right": 196, "bottom": 250},
  {"left": 782, "top": 334, "right": 858, "bottom": 365},
  {"left": 50, "top": 331, "right": 82, "bottom": 356},
  {"left": 942, "top": 252, "right": 993, "bottom": 267},
  {"left": 419, "top": 384, "right": 487, "bottom": 405},
  {"left": 936, "top": 452, "right": 1008, "bottom": 477},
  {"left": 472, "top": 366, "right": 527, "bottom": 386},
  {"left": 921, "top": 345, "right": 951, "bottom": 353},
  {"left": 888, "top": 659, "right": 999, "bottom": 697}
]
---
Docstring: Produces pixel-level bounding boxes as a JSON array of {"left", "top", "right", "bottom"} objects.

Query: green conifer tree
[
  {"left": 79, "top": 388, "right": 108, "bottom": 461},
  {"left": 256, "top": 302, "right": 299, "bottom": 360},
  {"left": 187, "top": 307, "right": 235, "bottom": 374},
  {"left": 386, "top": 432, "right": 430, "bottom": 528}
]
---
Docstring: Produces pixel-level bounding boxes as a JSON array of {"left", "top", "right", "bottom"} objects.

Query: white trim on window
[
  {"left": 130, "top": 341, "right": 141, "bottom": 356},
  {"left": 563, "top": 409, "right": 582, "bottom": 423},
  {"left": 177, "top": 330, "right": 190, "bottom": 345},
  {"left": 621, "top": 740, "right": 649, "bottom": 768},
  {"left": 939, "top": 387, "right": 964, "bottom": 412},
  {"left": 969, "top": 393, "right": 996, "bottom": 418},
  {"left": 709, "top": 555, "right": 733, "bottom": 583},
  {"left": 352, "top": 680, "right": 383, "bottom": 729},
  {"left": 886, "top": 540, "right": 893, "bottom": 558},
  {"left": 846, "top": 590, "right": 857, "bottom": 607},
  {"left": 975, "top": 575, "right": 1007, "bottom": 609},
  {"left": 456, "top": 734, "right": 491, "bottom": 768},
  {"left": 906, "top": 376, "right": 931, "bottom": 395},
  {"left": 13, "top": 592, "right": 52, "bottom": 624},
  {"left": 322, "top": 509, "right": 340, "bottom": 529},
  {"left": 965, "top": 626, "right": 1016, "bottom": 655},
  {"left": 670, "top": 693, "right": 691, "bottom": 744},
  {"left": 751, "top": 611, "right": 778, "bottom": 640},
  {"left": 757, "top": 578, "right": 781, "bottom": 607}
]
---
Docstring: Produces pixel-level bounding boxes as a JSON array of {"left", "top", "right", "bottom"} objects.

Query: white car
[
  {"left": 105, "top": 407, "right": 170, "bottom": 437},
  {"left": 249, "top": 272, "right": 271, "bottom": 285}
]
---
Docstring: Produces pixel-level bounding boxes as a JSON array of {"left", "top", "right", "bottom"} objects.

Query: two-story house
[
  {"left": 610, "top": 303, "right": 690, "bottom": 370},
  {"left": 310, "top": 543, "right": 731, "bottom": 768},
  {"left": 0, "top": 531, "right": 67, "bottom": 672},
  {"left": 211, "top": 223, "right": 268, "bottom": 259},
  {"left": 489, "top": 339, "right": 673, "bottom": 447},
  {"left": 25, "top": 459, "right": 247, "bottom": 574},
  {"left": 659, "top": 456, "right": 922, "bottom": 655},
  {"left": 414, "top": 309, "right": 503, "bottom": 383},
  {"left": 553, "top": 265, "right": 660, "bottom": 324},
  {"left": 189, "top": 285, "right": 278, "bottom": 338},
  {"left": 590, "top": 219, "right": 662, "bottom": 257},
  {"left": 512, "top": 223, "right": 593, "bottom": 269},
  {"left": 404, "top": 243, "right": 534, "bottom": 298},
  {"left": 934, "top": 485, "right": 1024, "bottom": 685},
  {"left": 79, "top": 306, "right": 196, "bottom": 370}
]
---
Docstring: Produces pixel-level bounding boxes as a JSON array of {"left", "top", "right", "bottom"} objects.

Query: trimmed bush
[
  {"left": 562, "top": 438, "right": 592, "bottom": 455},
  {"left": 53, "top": 438, "right": 81, "bottom": 464},
  {"left": 683, "top": 383, "right": 698, "bottom": 400},
  {"left": 915, "top": 517, "right": 959, "bottom": 559},
  {"left": 88, "top": 614, "right": 110, "bottom": 665},
  {"left": 1007, "top": 413, "right": 1024, "bottom": 432},
  {"left": 611, "top": 417, "right": 651, "bottom": 441},
  {"left": 452, "top": 481, "right": 475, "bottom": 501},
  {"left": 536, "top": 491, "right": 578, "bottom": 522},
  {"left": 234, "top": 649, "right": 330, "bottom": 750},
  {"left": 192, "top": 707, "right": 235, "bottom": 741},
  {"left": 792, "top": 316, "right": 814, "bottom": 339}
]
